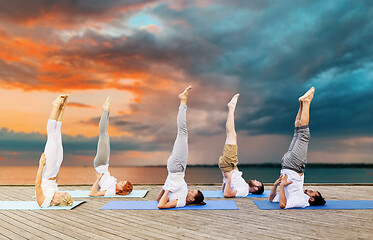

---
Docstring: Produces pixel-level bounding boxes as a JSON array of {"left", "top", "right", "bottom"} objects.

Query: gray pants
[
  {"left": 167, "top": 105, "right": 188, "bottom": 173},
  {"left": 94, "top": 111, "right": 110, "bottom": 168},
  {"left": 281, "top": 126, "right": 310, "bottom": 173}
]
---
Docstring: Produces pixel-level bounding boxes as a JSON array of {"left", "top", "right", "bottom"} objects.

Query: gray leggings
[
  {"left": 281, "top": 126, "right": 310, "bottom": 173},
  {"left": 167, "top": 105, "right": 188, "bottom": 173},
  {"left": 94, "top": 111, "right": 110, "bottom": 168}
]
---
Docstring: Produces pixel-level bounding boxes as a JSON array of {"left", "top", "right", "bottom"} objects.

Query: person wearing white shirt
[
  {"left": 35, "top": 95, "right": 72, "bottom": 208},
  {"left": 89, "top": 97, "right": 133, "bottom": 197},
  {"left": 156, "top": 86, "right": 205, "bottom": 209},
  {"left": 218, "top": 94, "right": 264, "bottom": 198},
  {"left": 269, "top": 87, "right": 326, "bottom": 208}
]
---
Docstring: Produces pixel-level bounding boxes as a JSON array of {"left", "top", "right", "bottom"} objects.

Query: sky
[{"left": 0, "top": 0, "right": 372, "bottom": 166}]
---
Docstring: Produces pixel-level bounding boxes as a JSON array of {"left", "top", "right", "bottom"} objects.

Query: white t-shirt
[
  {"left": 223, "top": 170, "right": 249, "bottom": 197},
  {"left": 272, "top": 169, "right": 310, "bottom": 209},
  {"left": 41, "top": 179, "right": 58, "bottom": 208},
  {"left": 95, "top": 164, "right": 117, "bottom": 196},
  {"left": 163, "top": 172, "right": 188, "bottom": 208}
]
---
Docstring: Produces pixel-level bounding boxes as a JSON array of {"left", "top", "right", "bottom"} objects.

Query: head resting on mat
[
  {"left": 51, "top": 192, "right": 73, "bottom": 206},
  {"left": 304, "top": 189, "right": 326, "bottom": 206},
  {"left": 186, "top": 190, "right": 206, "bottom": 205},
  {"left": 116, "top": 181, "right": 133, "bottom": 195},
  {"left": 249, "top": 179, "right": 264, "bottom": 194}
]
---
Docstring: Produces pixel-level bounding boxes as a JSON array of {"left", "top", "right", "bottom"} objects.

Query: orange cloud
[
  {"left": 0, "top": 30, "right": 56, "bottom": 62},
  {"left": 0, "top": 4, "right": 202, "bottom": 120},
  {"left": 67, "top": 102, "right": 94, "bottom": 108},
  {"left": 0, "top": 40, "right": 145, "bottom": 93}
]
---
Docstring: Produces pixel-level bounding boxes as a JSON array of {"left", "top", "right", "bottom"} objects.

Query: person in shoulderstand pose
[
  {"left": 218, "top": 93, "right": 264, "bottom": 198},
  {"left": 269, "top": 87, "right": 326, "bottom": 209},
  {"left": 89, "top": 97, "right": 133, "bottom": 197},
  {"left": 35, "top": 95, "right": 73, "bottom": 208},
  {"left": 156, "top": 86, "right": 205, "bottom": 209}
]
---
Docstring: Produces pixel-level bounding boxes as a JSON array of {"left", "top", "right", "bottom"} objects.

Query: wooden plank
[
  {"left": 0, "top": 219, "right": 25, "bottom": 240},
  {"left": 78, "top": 206, "right": 175, "bottom": 240},
  {"left": 0, "top": 185, "right": 372, "bottom": 239},
  {"left": 32, "top": 210, "right": 117, "bottom": 240},
  {"left": 10, "top": 209, "right": 75, "bottom": 240},
  {"left": 0, "top": 212, "right": 48, "bottom": 239}
]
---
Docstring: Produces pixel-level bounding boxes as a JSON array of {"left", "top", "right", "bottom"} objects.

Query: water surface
[{"left": 0, "top": 165, "right": 371, "bottom": 184}]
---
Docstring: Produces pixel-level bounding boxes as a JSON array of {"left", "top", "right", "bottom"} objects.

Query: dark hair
[
  {"left": 192, "top": 190, "right": 206, "bottom": 205},
  {"left": 117, "top": 181, "right": 133, "bottom": 195},
  {"left": 309, "top": 191, "right": 326, "bottom": 206},
  {"left": 251, "top": 183, "right": 264, "bottom": 195}
]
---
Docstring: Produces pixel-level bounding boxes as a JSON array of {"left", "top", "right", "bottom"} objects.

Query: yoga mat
[
  {"left": 67, "top": 190, "right": 148, "bottom": 198},
  {"left": 254, "top": 200, "right": 373, "bottom": 210},
  {"left": 202, "top": 190, "right": 270, "bottom": 198},
  {"left": 0, "top": 201, "right": 85, "bottom": 210},
  {"left": 33, "top": 190, "right": 148, "bottom": 198},
  {"left": 101, "top": 200, "right": 238, "bottom": 210}
]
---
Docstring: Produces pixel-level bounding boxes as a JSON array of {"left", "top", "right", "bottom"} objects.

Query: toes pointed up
[
  {"left": 179, "top": 86, "right": 192, "bottom": 100},
  {"left": 299, "top": 87, "right": 315, "bottom": 103},
  {"left": 228, "top": 93, "right": 240, "bottom": 109},
  {"left": 53, "top": 95, "right": 65, "bottom": 108},
  {"left": 103, "top": 96, "right": 111, "bottom": 111},
  {"left": 179, "top": 86, "right": 192, "bottom": 105}
]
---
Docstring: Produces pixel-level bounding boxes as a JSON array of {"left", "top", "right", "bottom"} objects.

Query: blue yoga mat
[
  {"left": 254, "top": 200, "right": 373, "bottom": 210},
  {"left": 101, "top": 200, "right": 238, "bottom": 210},
  {"left": 202, "top": 190, "right": 270, "bottom": 198},
  {"left": 0, "top": 201, "right": 85, "bottom": 210},
  {"left": 33, "top": 190, "right": 148, "bottom": 198}
]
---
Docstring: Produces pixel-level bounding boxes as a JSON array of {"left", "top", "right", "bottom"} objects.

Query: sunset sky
[{"left": 0, "top": 0, "right": 372, "bottom": 166}]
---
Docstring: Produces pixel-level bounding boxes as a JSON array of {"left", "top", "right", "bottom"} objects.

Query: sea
[{"left": 0, "top": 164, "right": 372, "bottom": 184}]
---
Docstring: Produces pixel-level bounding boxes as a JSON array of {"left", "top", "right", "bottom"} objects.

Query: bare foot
[
  {"left": 299, "top": 87, "right": 315, "bottom": 103},
  {"left": 52, "top": 95, "right": 65, "bottom": 108},
  {"left": 178, "top": 86, "right": 192, "bottom": 101},
  {"left": 103, "top": 97, "right": 111, "bottom": 111},
  {"left": 60, "top": 94, "right": 69, "bottom": 109},
  {"left": 228, "top": 93, "right": 240, "bottom": 109}
]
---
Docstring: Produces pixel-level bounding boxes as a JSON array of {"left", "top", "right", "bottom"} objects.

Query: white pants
[{"left": 42, "top": 119, "right": 63, "bottom": 179}]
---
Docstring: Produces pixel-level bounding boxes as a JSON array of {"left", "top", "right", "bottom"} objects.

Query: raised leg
[
  {"left": 167, "top": 87, "right": 191, "bottom": 173},
  {"left": 294, "top": 101, "right": 302, "bottom": 128},
  {"left": 55, "top": 121, "right": 63, "bottom": 175},
  {"left": 57, "top": 94, "right": 68, "bottom": 122},
  {"left": 281, "top": 87, "right": 314, "bottom": 173},
  {"left": 218, "top": 94, "right": 240, "bottom": 177},
  {"left": 50, "top": 95, "right": 65, "bottom": 120},
  {"left": 300, "top": 102, "right": 310, "bottom": 127},
  {"left": 56, "top": 95, "right": 68, "bottom": 172},
  {"left": 225, "top": 94, "right": 239, "bottom": 145},
  {"left": 94, "top": 98, "right": 111, "bottom": 168},
  {"left": 298, "top": 87, "right": 314, "bottom": 127},
  {"left": 43, "top": 96, "right": 65, "bottom": 179}
]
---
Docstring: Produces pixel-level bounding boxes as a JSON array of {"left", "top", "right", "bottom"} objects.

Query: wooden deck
[{"left": 0, "top": 185, "right": 372, "bottom": 240}]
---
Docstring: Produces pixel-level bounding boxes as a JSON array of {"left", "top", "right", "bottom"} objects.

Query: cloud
[
  {"left": 0, "top": 59, "right": 40, "bottom": 89},
  {"left": 68, "top": 102, "right": 94, "bottom": 108},
  {"left": 0, "top": 127, "right": 156, "bottom": 164},
  {"left": 0, "top": 0, "right": 156, "bottom": 27},
  {"left": 237, "top": 64, "right": 373, "bottom": 137},
  {"left": 0, "top": 1, "right": 373, "bottom": 165}
]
